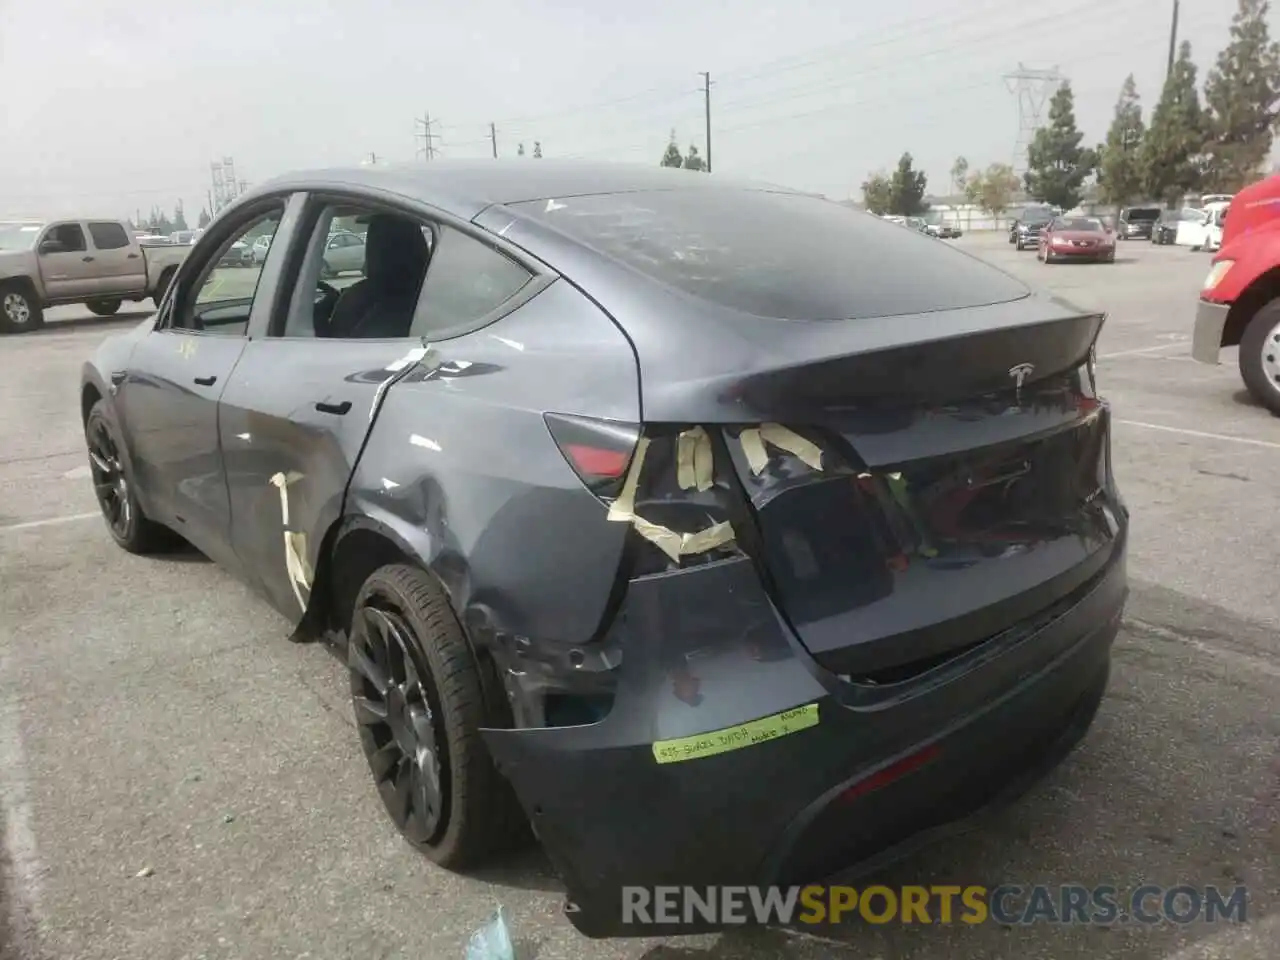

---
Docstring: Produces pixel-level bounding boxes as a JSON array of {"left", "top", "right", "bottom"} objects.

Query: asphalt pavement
[{"left": 0, "top": 233, "right": 1277, "bottom": 960}]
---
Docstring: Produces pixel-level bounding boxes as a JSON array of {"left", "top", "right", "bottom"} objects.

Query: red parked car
[{"left": 1037, "top": 216, "right": 1116, "bottom": 264}]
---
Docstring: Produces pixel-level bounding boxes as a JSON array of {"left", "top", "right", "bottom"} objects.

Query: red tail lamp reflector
[
  {"left": 840, "top": 744, "right": 941, "bottom": 802},
  {"left": 563, "top": 444, "right": 630, "bottom": 479}
]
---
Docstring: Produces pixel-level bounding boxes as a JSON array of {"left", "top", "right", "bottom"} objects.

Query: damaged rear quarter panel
[{"left": 347, "top": 278, "right": 641, "bottom": 650}]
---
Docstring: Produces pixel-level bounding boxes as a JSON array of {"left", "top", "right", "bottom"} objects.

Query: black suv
[
  {"left": 1118, "top": 205, "right": 1161, "bottom": 240},
  {"left": 1009, "top": 205, "right": 1056, "bottom": 250}
]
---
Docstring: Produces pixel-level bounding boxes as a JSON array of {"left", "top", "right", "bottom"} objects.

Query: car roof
[{"left": 250, "top": 159, "right": 802, "bottom": 220}]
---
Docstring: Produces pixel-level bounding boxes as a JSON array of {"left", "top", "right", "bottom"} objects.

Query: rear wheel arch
[
  {"left": 1223, "top": 267, "right": 1280, "bottom": 348},
  {"left": 81, "top": 381, "right": 104, "bottom": 426}
]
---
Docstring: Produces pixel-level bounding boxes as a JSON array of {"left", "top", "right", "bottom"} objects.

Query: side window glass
[
  {"left": 412, "top": 226, "right": 532, "bottom": 338},
  {"left": 43, "top": 223, "right": 87, "bottom": 253},
  {"left": 88, "top": 222, "right": 130, "bottom": 250},
  {"left": 171, "top": 209, "right": 282, "bottom": 336},
  {"left": 279, "top": 205, "right": 430, "bottom": 340}
]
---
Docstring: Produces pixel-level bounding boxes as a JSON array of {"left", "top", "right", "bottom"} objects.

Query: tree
[
  {"left": 860, "top": 172, "right": 893, "bottom": 215},
  {"left": 950, "top": 156, "right": 969, "bottom": 195},
  {"left": 1024, "top": 83, "right": 1097, "bottom": 211},
  {"left": 172, "top": 202, "right": 188, "bottom": 232},
  {"left": 1098, "top": 75, "right": 1146, "bottom": 216},
  {"left": 1141, "top": 41, "right": 1208, "bottom": 205},
  {"left": 533, "top": 141, "right": 543, "bottom": 159},
  {"left": 660, "top": 130, "right": 684, "bottom": 168},
  {"left": 969, "top": 163, "right": 1021, "bottom": 222},
  {"left": 683, "top": 145, "right": 706, "bottom": 171},
  {"left": 888, "top": 152, "right": 928, "bottom": 215},
  {"left": 517, "top": 143, "right": 526, "bottom": 157},
  {"left": 1202, "top": 0, "right": 1280, "bottom": 190},
  {"left": 197, "top": 208, "right": 211, "bottom": 229}
]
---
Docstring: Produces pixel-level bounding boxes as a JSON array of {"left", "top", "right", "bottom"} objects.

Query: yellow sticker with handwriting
[{"left": 652, "top": 703, "right": 819, "bottom": 764}]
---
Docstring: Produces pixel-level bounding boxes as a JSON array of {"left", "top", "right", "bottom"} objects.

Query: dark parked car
[
  {"left": 1151, "top": 210, "right": 1180, "bottom": 244},
  {"left": 79, "top": 161, "right": 1127, "bottom": 938},
  {"left": 1009, "top": 204, "right": 1056, "bottom": 250},
  {"left": 1038, "top": 216, "right": 1117, "bottom": 263},
  {"left": 1117, "top": 205, "right": 1161, "bottom": 240}
]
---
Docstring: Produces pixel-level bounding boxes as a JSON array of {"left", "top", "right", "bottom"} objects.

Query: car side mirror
[{"left": 39, "top": 240, "right": 66, "bottom": 255}]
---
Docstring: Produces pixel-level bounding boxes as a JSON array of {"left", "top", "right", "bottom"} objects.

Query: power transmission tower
[
  {"left": 210, "top": 157, "right": 240, "bottom": 213},
  {"left": 415, "top": 113, "right": 441, "bottom": 160},
  {"left": 1003, "top": 64, "right": 1064, "bottom": 176},
  {"left": 699, "top": 71, "right": 714, "bottom": 173}
]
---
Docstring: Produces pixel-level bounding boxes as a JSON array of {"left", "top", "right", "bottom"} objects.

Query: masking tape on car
[
  {"left": 739, "top": 424, "right": 824, "bottom": 474},
  {"left": 652, "top": 703, "right": 820, "bottom": 764},
  {"left": 759, "top": 423, "right": 824, "bottom": 471},
  {"left": 675, "top": 426, "right": 714, "bottom": 492},
  {"left": 608, "top": 435, "right": 736, "bottom": 561}
]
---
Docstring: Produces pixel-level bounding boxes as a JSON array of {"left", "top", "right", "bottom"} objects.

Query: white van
[{"left": 1176, "top": 200, "right": 1230, "bottom": 250}]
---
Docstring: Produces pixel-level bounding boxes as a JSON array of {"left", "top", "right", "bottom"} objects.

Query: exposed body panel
[{"left": 347, "top": 280, "right": 641, "bottom": 652}]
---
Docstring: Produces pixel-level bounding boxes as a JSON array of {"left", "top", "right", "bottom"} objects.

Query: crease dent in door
[{"left": 280, "top": 341, "right": 435, "bottom": 621}]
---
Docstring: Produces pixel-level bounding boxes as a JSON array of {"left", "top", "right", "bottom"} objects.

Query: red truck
[{"left": 1192, "top": 172, "right": 1280, "bottom": 414}]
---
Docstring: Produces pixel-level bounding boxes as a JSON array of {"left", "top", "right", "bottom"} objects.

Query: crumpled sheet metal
[
  {"left": 607, "top": 434, "right": 736, "bottom": 563},
  {"left": 738, "top": 423, "right": 824, "bottom": 474}
]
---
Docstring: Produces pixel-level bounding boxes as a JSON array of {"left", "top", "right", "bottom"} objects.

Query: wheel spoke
[
  {"left": 368, "top": 740, "right": 400, "bottom": 783},
  {"left": 349, "top": 637, "right": 392, "bottom": 696},
  {"left": 353, "top": 695, "right": 389, "bottom": 726},
  {"left": 88, "top": 450, "right": 112, "bottom": 474},
  {"left": 392, "top": 757, "right": 414, "bottom": 825}
]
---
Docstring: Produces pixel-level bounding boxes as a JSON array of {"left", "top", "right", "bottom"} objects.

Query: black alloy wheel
[
  {"left": 346, "top": 564, "right": 529, "bottom": 868},
  {"left": 350, "top": 601, "right": 448, "bottom": 846},
  {"left": 84, "top": 400, "right": 171, "bottom": 553}
]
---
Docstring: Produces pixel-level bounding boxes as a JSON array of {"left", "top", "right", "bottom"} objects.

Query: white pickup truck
[{"left": 0, "top": 218, "right": 191, "bottom": 333}]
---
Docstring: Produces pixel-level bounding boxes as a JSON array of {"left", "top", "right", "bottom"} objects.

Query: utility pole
[
  {"left": 490, "top": 122, "right": 498, "bottom": 159},
  {"left": 1166, "top": 0, "right": 1180, "bottom": 81},
  {"left": 415, "top": 113, "right": 441, "bottom": 160},
  {"left": 1002, "top": 64, "right": 1065, "bottom": 179},
  {"left": 699, "top": 71, "right": 713, "bottom": 173}
]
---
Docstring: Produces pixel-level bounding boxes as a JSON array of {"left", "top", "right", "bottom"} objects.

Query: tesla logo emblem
[{"left": 1009, "top": 362, "right": 1035, "bottom": 405}]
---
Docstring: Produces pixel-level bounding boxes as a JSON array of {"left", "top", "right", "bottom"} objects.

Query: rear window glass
[
  {"left": 1125, "top": 207, "right": 1161, "bottom": 220},
  {"left": 512, "top": 190, "right": 1027, "bottom": 321}
]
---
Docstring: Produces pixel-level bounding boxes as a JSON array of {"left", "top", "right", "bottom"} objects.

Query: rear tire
[
  {"left": 87, "top": 299, "right": 122, "bottom": 317},
  {"left": 348, "top": 564, "right": 528, "bottom": 869},
  {"left": 85, "top": 400, "right": 174, "bottom": 553},
  {"left": 0, "top": 283, "right": 43, "bottom": 334},
  {"left": 1238, "top": 298, "right": 1280, "bottom": 416}
]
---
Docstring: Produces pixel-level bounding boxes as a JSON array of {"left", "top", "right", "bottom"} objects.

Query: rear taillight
[{"left": 544, "top": 413, "right": 641, "bottom": 499}]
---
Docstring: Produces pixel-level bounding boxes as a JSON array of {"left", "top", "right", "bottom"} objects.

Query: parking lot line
[
  {"left": 1099, "top": 342, "right": 1188, "bottom": 359},
  {"left": 1117, "top": 419, "right": 1280, "bottom": 451},
  {"left": 0, "top": 513, "right": 100, "bottom": 534}
]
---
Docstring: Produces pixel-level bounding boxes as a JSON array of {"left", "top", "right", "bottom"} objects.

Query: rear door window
[
  {"left": 511, "top": 190, "right": 1027, "bottom": 321},
  {"left": 88, "top": 221, "right": 131, "bottom": 250}
]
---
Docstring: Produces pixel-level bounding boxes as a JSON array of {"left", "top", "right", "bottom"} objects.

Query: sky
[{"left": 0, "top": 0, "right": 1261, "bottom": 223}]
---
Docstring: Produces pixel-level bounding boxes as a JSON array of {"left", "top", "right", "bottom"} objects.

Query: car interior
[{"left": 287, "top": 207, "right": 434, "bottom": 340}]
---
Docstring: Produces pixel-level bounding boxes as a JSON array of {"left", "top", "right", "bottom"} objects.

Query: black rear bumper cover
[{"left": 482, "top": 531, "right": 1127, "bottom": 939}]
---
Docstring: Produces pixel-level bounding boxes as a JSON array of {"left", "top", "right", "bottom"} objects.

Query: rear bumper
[
  {"left": 1192, "top": 299, "right": 1231, "bottom": 364},
  {"left": 482, "top": 527, "right": 1128, "bottom": 938}
]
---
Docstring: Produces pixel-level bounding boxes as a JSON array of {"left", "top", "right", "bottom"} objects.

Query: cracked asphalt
[{"left": 0, "top": 233, "right": 1277, "bottom": 960}]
